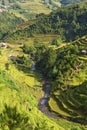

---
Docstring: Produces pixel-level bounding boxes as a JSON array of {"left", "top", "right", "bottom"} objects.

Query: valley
[
  {"left": 0, "top": 1, "right": 87, "bottom": 130},
  {"left": 0, "top": 34, "right": 87, "bottom": 129}
]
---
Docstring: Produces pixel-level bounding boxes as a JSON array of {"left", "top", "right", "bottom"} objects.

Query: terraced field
[
  {"left": 0, "top": 0, "right": 84, "bottom": 21},
  {"left": 5, "top": 34, "right": 59, "bottom": 44},
  {"left": 0, "top": 0, "right": 54, "bottom": 20},
  {"left": 0, "top": 43, "right": 83, "bottom": 130},
  {"left": 49, "top": 36, "right": 87, "bottom": 124}
]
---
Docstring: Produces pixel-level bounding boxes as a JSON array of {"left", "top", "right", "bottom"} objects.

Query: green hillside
[
  {"left": 24, "top": 35, "right": 87, "bottom": 124},
  {"left": 0, "top": 1, "right": 87, "bottom": 130},
  {"left": 4, "top": 2, "right": 87, "bottom": 42},
  {"left": 0, "top": 0, "right": 58, "bottom": 21},
  {"left": 48, "top": 36, "right": 87, "bottom": 123},
  {"left": 0, "top": 41, "right": 86, "bottom": 129},
  {"left": 0, "top": 0, "right": 85, "bottom": 21},
  {"left": 0, "top": 11, "right": 24, "bottom": 40}
]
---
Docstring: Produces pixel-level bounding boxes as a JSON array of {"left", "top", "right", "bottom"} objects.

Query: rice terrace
[{"left": 0, "top": 0, "right": 87, "bottom": 130}]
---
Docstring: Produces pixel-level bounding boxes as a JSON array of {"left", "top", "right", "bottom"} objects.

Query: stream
[
  {"left": 38, "top": 81, "right": 59, "bottom": 119},
  {"left": 31, "top": 63, "right": 86, "bottom": 124},
  {"left": 31, "top": 63, "right": 59, "bottom": 118}
]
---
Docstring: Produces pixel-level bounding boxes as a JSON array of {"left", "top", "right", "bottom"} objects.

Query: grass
[
  {"left": 56, "top": 119, "right": 87, "bottom": 130},
  {"left": 49, "top": 97, "right": 70, "bottom": 117},
  {"left": 7, "top": 34, "right": 59, "bottom": 45},
  {"left": 69, "top": 67, "right": 87, "bottom": 86},
  {"left": 0, "top": 45, "right": 58, "bottom": 129},
  {"left": 0, "top": 45, "right": 42, "bottom": 105}
]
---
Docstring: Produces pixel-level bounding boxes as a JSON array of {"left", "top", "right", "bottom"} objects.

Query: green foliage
[
  {"left": 21, "top": 36, "right": 87, "bottom": 92},
  {"left": 14, "top": 35, "right": 87, "bottom": 128},
  {"left": 5, "top": 63, "right": 9, "bottom": 70},
  {"left": 35, "top": 46, "right": 57, "bottom": 78},
  {"left": 11, "top": 55, "right": 33, "bottom": 73},
  {"left": 12, "top": 3, "right": 21, "bottom": 10},
  {"left": 33, "top": 37, "right": 87, "bottom": 91},
  {"left": 0, "top": 70, "right": 20, "bottom": 91},
  {"left": 0, "top": 11, "right": 24, "bottom": 40},
  {"left": 0, "top": 49, "right": 2, "bottom": 55},
  {"left": 5, "top": 2, "right": 87, "bottom": 42},
  {"left": 0, "top": 1, "right": 87, "bottom": 129},
  {"left": 49, "top": 81, "right": 87, "bottom": 124},
  {"left": 22, "top": 44, "right": 36, "bottom": 54},
  {"left": 0, "top": 38, "right": 87, "bottom": 130},
  {"left": 0, "top": 105, "right": 30, "bottom": 130},
  {"left": 51, "top": 38, "right": 62, "bottom": 46}
]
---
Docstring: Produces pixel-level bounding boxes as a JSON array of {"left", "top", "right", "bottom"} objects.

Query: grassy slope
[
  {"left": 0, "top": 45, "right": 62, "bottom": 130},
  {"left": 0, "top": 42, "right": 86, "bottom": 129}
]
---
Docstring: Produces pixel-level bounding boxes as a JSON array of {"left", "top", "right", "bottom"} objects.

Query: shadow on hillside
[
  {"left": 0, "top": 104, "right": 30, "bottom": 130},
  {"left": 49, "top": 80, "right": 87, "bottom": 125}
]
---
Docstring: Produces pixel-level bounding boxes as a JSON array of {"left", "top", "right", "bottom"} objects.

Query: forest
[{"left": 4, "top": 2, "right": 87, "bottom": 42}]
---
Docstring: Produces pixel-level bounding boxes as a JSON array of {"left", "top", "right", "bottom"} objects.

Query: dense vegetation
[
  {"left": 0, "top": 1, "right": 87, "bottom": 129},
  {"left": 4, "top": 2, "right": 87, "bottom": 42},
  {"left": 19, "top": 35, "right": 87, "bottom": 124},
  {"left": 0, "top": 11, "right": 24, "bottom": 40},
  {"left": 22, "top": 36, "right": 87, "bottom": 89},
  {"left": 0, "top": 43, "right": 86, "bottom": 130},
  {"left": 36, "top": 36, "right": 87, "bottom": 123},
  {"left": 0, "top": 0, "right": 85, "bottom": 22}
]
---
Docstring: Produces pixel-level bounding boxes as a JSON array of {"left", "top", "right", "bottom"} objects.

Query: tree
[
  {"left": 0, "top": 105, "right": 31, "bottom": 130},
  {"left": 5, "top": 63, "right": 9, "bottom": 70},
  {"left": 0, "top": 49, "right": 2, "bottom": 55}
]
